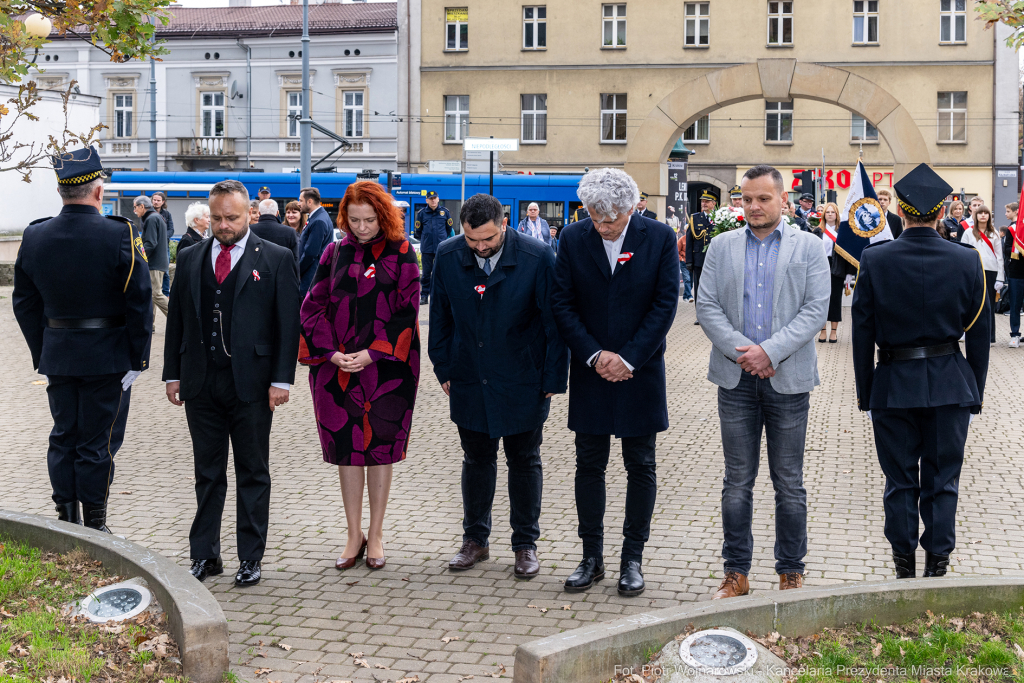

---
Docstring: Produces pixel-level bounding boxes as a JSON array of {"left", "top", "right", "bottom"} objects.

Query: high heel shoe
[
  {"left": 366, "top": 540, "right": 386, "bottom": 570},
  {"left": 829, "top": 331, "right": 838, "bottom": 343},
  {"left": 818, "top": 331, "right": 827, "bottom": 343},
  {"left": 335, "top": 535, "right": 367, "bottom": 570}
]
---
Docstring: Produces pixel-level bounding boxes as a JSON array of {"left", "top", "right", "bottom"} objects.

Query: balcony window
[
  {"left": 201, "top": 91, "right": 225, "bottom": 138},
  {"left": 343, "top": 91, "right": 364, "bottom": 138},
  {"left": 114, "top": 94, "right": 133, "bottom": 138},
  {"left": 287, "top": 91, "right": 301, "bottom": 138}
]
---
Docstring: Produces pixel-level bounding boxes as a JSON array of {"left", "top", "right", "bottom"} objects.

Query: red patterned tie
[{"left": 215, "top": 244, "right": 234, "bottom": 284}]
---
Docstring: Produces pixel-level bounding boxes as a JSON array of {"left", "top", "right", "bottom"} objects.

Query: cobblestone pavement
[{"left": 2, "top": 285, "right": 1023, "bottom": 682}]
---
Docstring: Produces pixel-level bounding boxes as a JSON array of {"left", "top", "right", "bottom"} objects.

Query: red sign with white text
[{"left": 790, "top": 168, "right": 895, "bottom": 191}]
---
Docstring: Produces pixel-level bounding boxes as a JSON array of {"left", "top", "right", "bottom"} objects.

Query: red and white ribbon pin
[
  {"left": 474, "top": 285, "right": 486, "bottom": 295},
  {"left": 617, "top": 252, "right": 633, "bottom": 264},
  {"left": 252, "top": 270, "right": 260, "bottom": 281},
  {"left": 364, "top": 264, "right": 376, "bottom": 278}
]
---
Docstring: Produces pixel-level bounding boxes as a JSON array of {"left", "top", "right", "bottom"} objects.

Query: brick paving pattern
[{"left": 1, "top": 285, "right": 1022, "bottom": 682}]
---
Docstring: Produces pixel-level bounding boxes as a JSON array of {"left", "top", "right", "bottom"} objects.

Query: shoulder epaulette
[
  {"left": 107, "top": 214, "right": 134, "bottom": 226},
  {"left": 27, "top": 217, "right": 53, "bottom": 226}
]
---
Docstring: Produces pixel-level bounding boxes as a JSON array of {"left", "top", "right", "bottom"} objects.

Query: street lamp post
[{"left": 299, "top": 0, "right": 311, "bottom": 188}]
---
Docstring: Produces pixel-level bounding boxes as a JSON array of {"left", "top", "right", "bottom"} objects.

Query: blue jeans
[
  {"left": 680, "top": 262, "right": 692, "bottom": 299},
  {"left": 718, "top": 372, "right": 809, "bottom": 576},
  {"left": 162, "top": 243, "right": 171, "bottom": 296},
  {"left": 1010, "top": 278, "right": 1024, "bottom": 337}
]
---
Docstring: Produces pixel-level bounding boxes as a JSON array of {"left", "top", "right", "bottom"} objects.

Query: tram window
[{"left": 518, "top": 200, "right": 565, "bottom": 229}]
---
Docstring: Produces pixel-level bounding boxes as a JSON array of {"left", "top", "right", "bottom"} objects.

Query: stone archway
[{"left": 624, "top": 59, "right": 930, "bottom": 200}]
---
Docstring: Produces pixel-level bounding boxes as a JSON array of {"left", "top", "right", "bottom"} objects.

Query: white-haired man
[
  {"left": 251, "top": 198, "right": 299, "bottom": 264},
  {"left": 551, "top": 168, "right": 679, "bottom": 597}
]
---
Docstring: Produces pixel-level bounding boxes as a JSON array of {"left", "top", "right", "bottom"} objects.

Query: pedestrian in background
[
  {"left": 248, "top": 200, "right": 260, "bottom": 226},
  {"left": 414, "top": 190, "right": 454, "bottom": 305},
  {"left": 964, "top": 196, "right": 985, "bottom": 229},
  {"left": 1004, "top": 202, "right": 1024, "bottom": 347},
  {"left": 960, "top": 205, "right": 1004, "bottom": 344},
  {"left": 284, "top": 200, "right": 305, "bottom": 234},
  {"left": 152, "top": 192, "right": 174, "bottom": 298},
  {"left": 551, "top": 168, "right": 679, "bottom": 598},
  {"left": 178, "top": 202, "right": 209, "bottom": 253},
  {"left": 729, "top": 185, "right": 743, "bottom": 209},
  {"left": 298, "top": 187, "right": 335, "bottom": 297},
  {"left": 876, "top": 189, "right": 903, "bottom": 239},
  {"left": 299, "top": 181, "right": 420, "bottom": 572},
  {"left": 252, "top": 199, "right": 299, "bottom": 264},
  {"left": 517, "top": 202, "right": 554, "bottom": 249},
  {"left": 134, "top": 195, "right": 169, "bottom": 317},
  {"left": 677, "top": 229, "right": 693, "bottom": 301},
  {"left": 686, "top": 190, "right": 716, "bottom": 313},
  {"left": 429, "top": 193, "right": 568, "bottom": 580},
  {"left": 696, "top": 164, "right": 830, "bottom": 600},
  {"left": 817, "top": 202, "right": 854, "bottom": 344},
  {"left": 941, "top": 200, "right": 966, "bottom": 241}
]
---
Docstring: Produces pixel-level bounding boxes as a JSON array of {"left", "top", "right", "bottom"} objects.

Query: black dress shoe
[
  {"left": 893, "top": 551, "right": 916, "bottom": 579},
  {"left": 81, "top": 504, "right": 111, "bottom": 534},
  {"left": 235, "top": 560, "right": 262, "bottom": 587},
  {"left": 617, "top": 560, "right": 645, "bottom": 597},
  {"left": 564, "top": 557, "right": 604, "bottom": 593},
  {"left": 923, "top": 552, "right": 949, "bottom": 577},
  {"left": 420, "top": 294, "right": 429, "bottom": 306},
  {"left": 189, "top": 557, "right": 224, "bottom": 582},
  {"left": 55, "top": 501, "right": 81, "bottom": 525}
]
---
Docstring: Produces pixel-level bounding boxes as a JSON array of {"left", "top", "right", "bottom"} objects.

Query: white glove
[
  {"left": 866, "top": 410, "right": 872, "bottom": 421},
  {"left": 968, "top": 414, "right": 975, "bottom": 427},
  {"left": 844, "top": 274, "right": 855, "bottom": 289},
  {"left": 121, "top": 370, "right": 142, "bottom": 391},
  {"left": 995, "top": 281, "right": 1004, "bottom": 294}
]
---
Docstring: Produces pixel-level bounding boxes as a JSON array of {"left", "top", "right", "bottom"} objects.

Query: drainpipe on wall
[{"left": 236, "top": 38, "right": 252, "bottom": 169}]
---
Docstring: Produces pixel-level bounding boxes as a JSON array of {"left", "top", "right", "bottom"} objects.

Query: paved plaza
[{"left": 2, "top": 285, "right": 1023, "bottom": 682}]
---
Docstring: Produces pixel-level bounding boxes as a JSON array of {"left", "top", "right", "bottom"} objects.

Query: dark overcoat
[
  {"left": 428, "top": 228, "right": 568, "bottom": 438},
  {"left": 551, "top": 213, "right": 679, "bottom": 437}
]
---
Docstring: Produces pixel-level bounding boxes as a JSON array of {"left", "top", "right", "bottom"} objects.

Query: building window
[
  {"left": 767, "top": 1, "right": 793, "bottom": 45},
  {"left": 445, "top": 95, "right": 469, "bottom": 142},
  {"left": 287, "top": 91, "right": 302, "bottom": 137},
  {"left": 765, "top": 100, "right": 793, "bottom": 142},
  {"left": 683, "top": 115, "right": 710, "bottom": 143},
  {"left": 114, "top": 94, "right": 133, "bottom": 138},
  {"left": 937, "top": 91, "right": 967, "bottom": 142},
  {"left": 600, "top": 93, "right": 627, "bottom": 143},
  {"left": 521, "top": 94, "right": 547, "bottom": 143},
  {"left": 343, "top": 91, "right": 364, "bottom": 138},
  {"left": 684, "top": 3, "right": 710, "bottom": 47},
  {"left": 940, "top": 0, "right": 966, "bottom": 43},
  {"left": 446, "top": 7, "right": 468, "bottom": 51},
  {"left": 523, "top": 6, "right": 546, "bottom": 49},
  {"left": 201, "top": 91, "right": 225, "bottom": 137},
  {"left": 850, "top": 113, "right": 878, "bottom": 142},
  {"left": 602, "top": 4, "right": 626, "bottom": 47},
  {"left": 853, "top": 0, "right": 878, "bottom": 43}
]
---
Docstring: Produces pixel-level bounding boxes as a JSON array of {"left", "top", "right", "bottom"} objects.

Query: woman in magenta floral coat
[{"left": 299, "top": 181, "right": 420, "bottom": 571}]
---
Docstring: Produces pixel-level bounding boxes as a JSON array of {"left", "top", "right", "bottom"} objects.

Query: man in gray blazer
[{"left": 696, "top": 164, "right": 830, "bottom": 600}]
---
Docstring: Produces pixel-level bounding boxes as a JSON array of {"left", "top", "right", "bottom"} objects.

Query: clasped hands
[
  {"left": 595, "top": 351, "right": 632, "bottom": 382},
  {"left": 166, "top": 381, "right": 290, "bottom": 412},
  {"left": 330, "top": 349, "right": 373, "bottom": 373},
  {"left": 736, "top": 344, "right": 774, "bottom": 379}
]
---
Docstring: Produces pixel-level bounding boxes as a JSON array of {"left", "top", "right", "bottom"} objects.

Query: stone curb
[
  {"left": 513, "top": 576, "right": 1024, "bottom": 683},
  {"left": 0, "top": 509, "right": 229, "bottom": 683}
]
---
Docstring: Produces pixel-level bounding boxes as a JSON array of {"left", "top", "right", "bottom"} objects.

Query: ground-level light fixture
[
  {"left": 678, "top": 629, "right": 758, "bottom": 675},
  {"left": 79, "top": 582, "right": 153, "bottom": 623}
]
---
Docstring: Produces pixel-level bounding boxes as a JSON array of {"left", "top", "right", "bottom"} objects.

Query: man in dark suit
[
  {"left": 429, "top": 193, "right": 568, "bottom": 580},
  {"left": 297, "top": 187, "right": 334, "bottom": 297},
  {"left": 852, "top": 163, "right": 989, "bottom": 580},
  {"left": 877, "top": 189, "right": 903, "bottom": 239},
  {"left": 252, "top": 199, "right": 299, "bottom": 264},
  {"left": 686, "top": 190, "right": 716, "bottom": 322},
  {"left": 635, "top": 192, "right": 657, "bottom": 220},
  {"left": 164, "top": 179, "right": 300, "bottom": 587},
  {"left": 14, "top": 146, "right": 153, "bottom": 533},
  {"left": 551, "top": 168, "right": 679, "bottom": 597}
]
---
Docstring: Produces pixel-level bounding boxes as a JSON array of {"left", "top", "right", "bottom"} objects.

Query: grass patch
[{"left": 0, "top": 537, "right": 186, "bottom": 682}]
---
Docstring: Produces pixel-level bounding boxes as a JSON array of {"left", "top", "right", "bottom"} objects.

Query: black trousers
[
  {"left": 420, "top": 252, "right": 436, "bottom": 297},
  {"left": 574, "top": 432, "right": 657, "bottom": 562},
  {"left": 983, "top": 270, "right": 997, "bottom": 343},
  {"left": 872, "top": 405, "right": 970, "bottom": 557},
  {"left": 691, "top": 265, "right": 703, "bottom": 301},
  {"left": 46, "top": 374, "right": 130, "bottom": 507},
  {"left": 185, "top": 365, "right": 273, "bottom": 562},
  {"left": 458, "top": 426, "right": 543, "bottom": 551}
]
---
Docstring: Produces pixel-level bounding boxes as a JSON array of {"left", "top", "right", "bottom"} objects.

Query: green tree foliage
[{"left": 976, "top": 1, "right": 1024, "bottom": 48}]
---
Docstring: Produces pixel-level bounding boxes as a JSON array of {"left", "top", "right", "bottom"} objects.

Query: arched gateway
[{"left": 623, "top": 59, "right": 930, "bottom": 203}]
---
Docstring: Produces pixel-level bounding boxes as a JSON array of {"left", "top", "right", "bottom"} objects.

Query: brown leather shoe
[
  {"left": 779, "top": 572, "right": 803, "bottom": 590},
  {"left": 335, "top": 535, "right": 367, "bottom": 570},
  {"left": 514, "top": 549, "right": 540, "bottom": 579},
  {"left": 712, "top": 572, "right": 750, "bottom": 600},
  {"left": 448, "top": 539, "right": 489, "bottom": 571}
]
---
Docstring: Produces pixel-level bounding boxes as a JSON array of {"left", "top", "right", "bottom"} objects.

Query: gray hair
[
  {"left": 133, "top": 195, "right": 154, "bottom": 211},
  {"left": 184, "top": 202, "right": 209, "bottom": 229},
  {"left": 57, "top": 177, "right": 102, "bottom": 202},
  {"left": 527, "top": 202, "right": 540, "bottom": 211},
  {"left": 258, "top": 199, "right": 279, "bottom": 216},
  {"left": 576, "top": 168, "right": 640, "bottom": 221}
]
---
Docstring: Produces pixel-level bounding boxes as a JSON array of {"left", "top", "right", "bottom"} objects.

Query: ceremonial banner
[{"left": 835, "top": 161, "right": 892, "bottom": 268}]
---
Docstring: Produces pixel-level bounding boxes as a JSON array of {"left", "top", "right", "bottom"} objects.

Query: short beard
[
  {"left": 747, "top": 214, "right": 780, "bottom": 231},
  {"left": 216, "top": 224, "right": 249, "bottom": 246}
]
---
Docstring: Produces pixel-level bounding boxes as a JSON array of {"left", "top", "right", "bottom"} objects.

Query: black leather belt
[
  {"left": 877, "top": 342, "right": 958, "bottom": 364},
  {"left": 47, "top": 316, "right": 126, "bottom": 329}
]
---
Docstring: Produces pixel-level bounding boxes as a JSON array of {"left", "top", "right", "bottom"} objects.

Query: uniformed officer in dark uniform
[
  {"left": 851, "top": 163, "right": 989, "bottom": 579},
  {"left": 636, "top": 192, "right": 657, "bottom": 219},
  {"left": 572, "top": 205, "right": 590, "bottom": 223},
  {"left": 686, "top": 189, "right": 717, "bottom": 323},
  {"left": 414, "top": 190, "right": 454, "bottom": 305},
  {"left": 728, "top": 185, "right": 743, "bottom": 209},
  {"left": 13, "top": 146, "right": 154, "bottom": 533}
]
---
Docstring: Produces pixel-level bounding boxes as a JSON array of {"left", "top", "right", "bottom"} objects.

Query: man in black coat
[
  {"left": 551, "top": 168, "right": 679, "bottom": 597},
  {"left": 164, "top": 179, "right": 300, "bottom": 587},
  {"left": 14, "top": 146, "right": 153, "bottom": 533},
  {"left": 297, "top": 187, "right": 334, "bottom": 296},
  {"left": 877, "top": 189, "right": 903, "bottom": 239},
  {"left": 134, "top": 195, "right": 169, "bottom": 317},
  {"left": 686, "top": 190, "right": 716, "bottom": 320},
  {"left": 635, "top": 192, "right": 657, "bottom": 219},
  {"left": 252, "top": 199, "right": 299, "bottom": 265},
  {"left": 852, "top": 163, "right": 989, "bottom": 580},
  {"left": 429, "top": 194, "right": 568, "bottom": 580}
]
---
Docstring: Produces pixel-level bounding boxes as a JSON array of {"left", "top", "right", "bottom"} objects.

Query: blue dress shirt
[{"left": 743, "top": 221, "right": 784, "bottom": 345}]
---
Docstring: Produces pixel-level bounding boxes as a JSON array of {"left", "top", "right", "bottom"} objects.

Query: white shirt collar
[
  {"left": 601, "top": 222, "right": 629, "bottom": 270},
  {"left": 210, "top": 227, "right": 251, "bottom": 271},
  {"left": 473, "top": 244, "right": 504, "bottom": 273}
]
